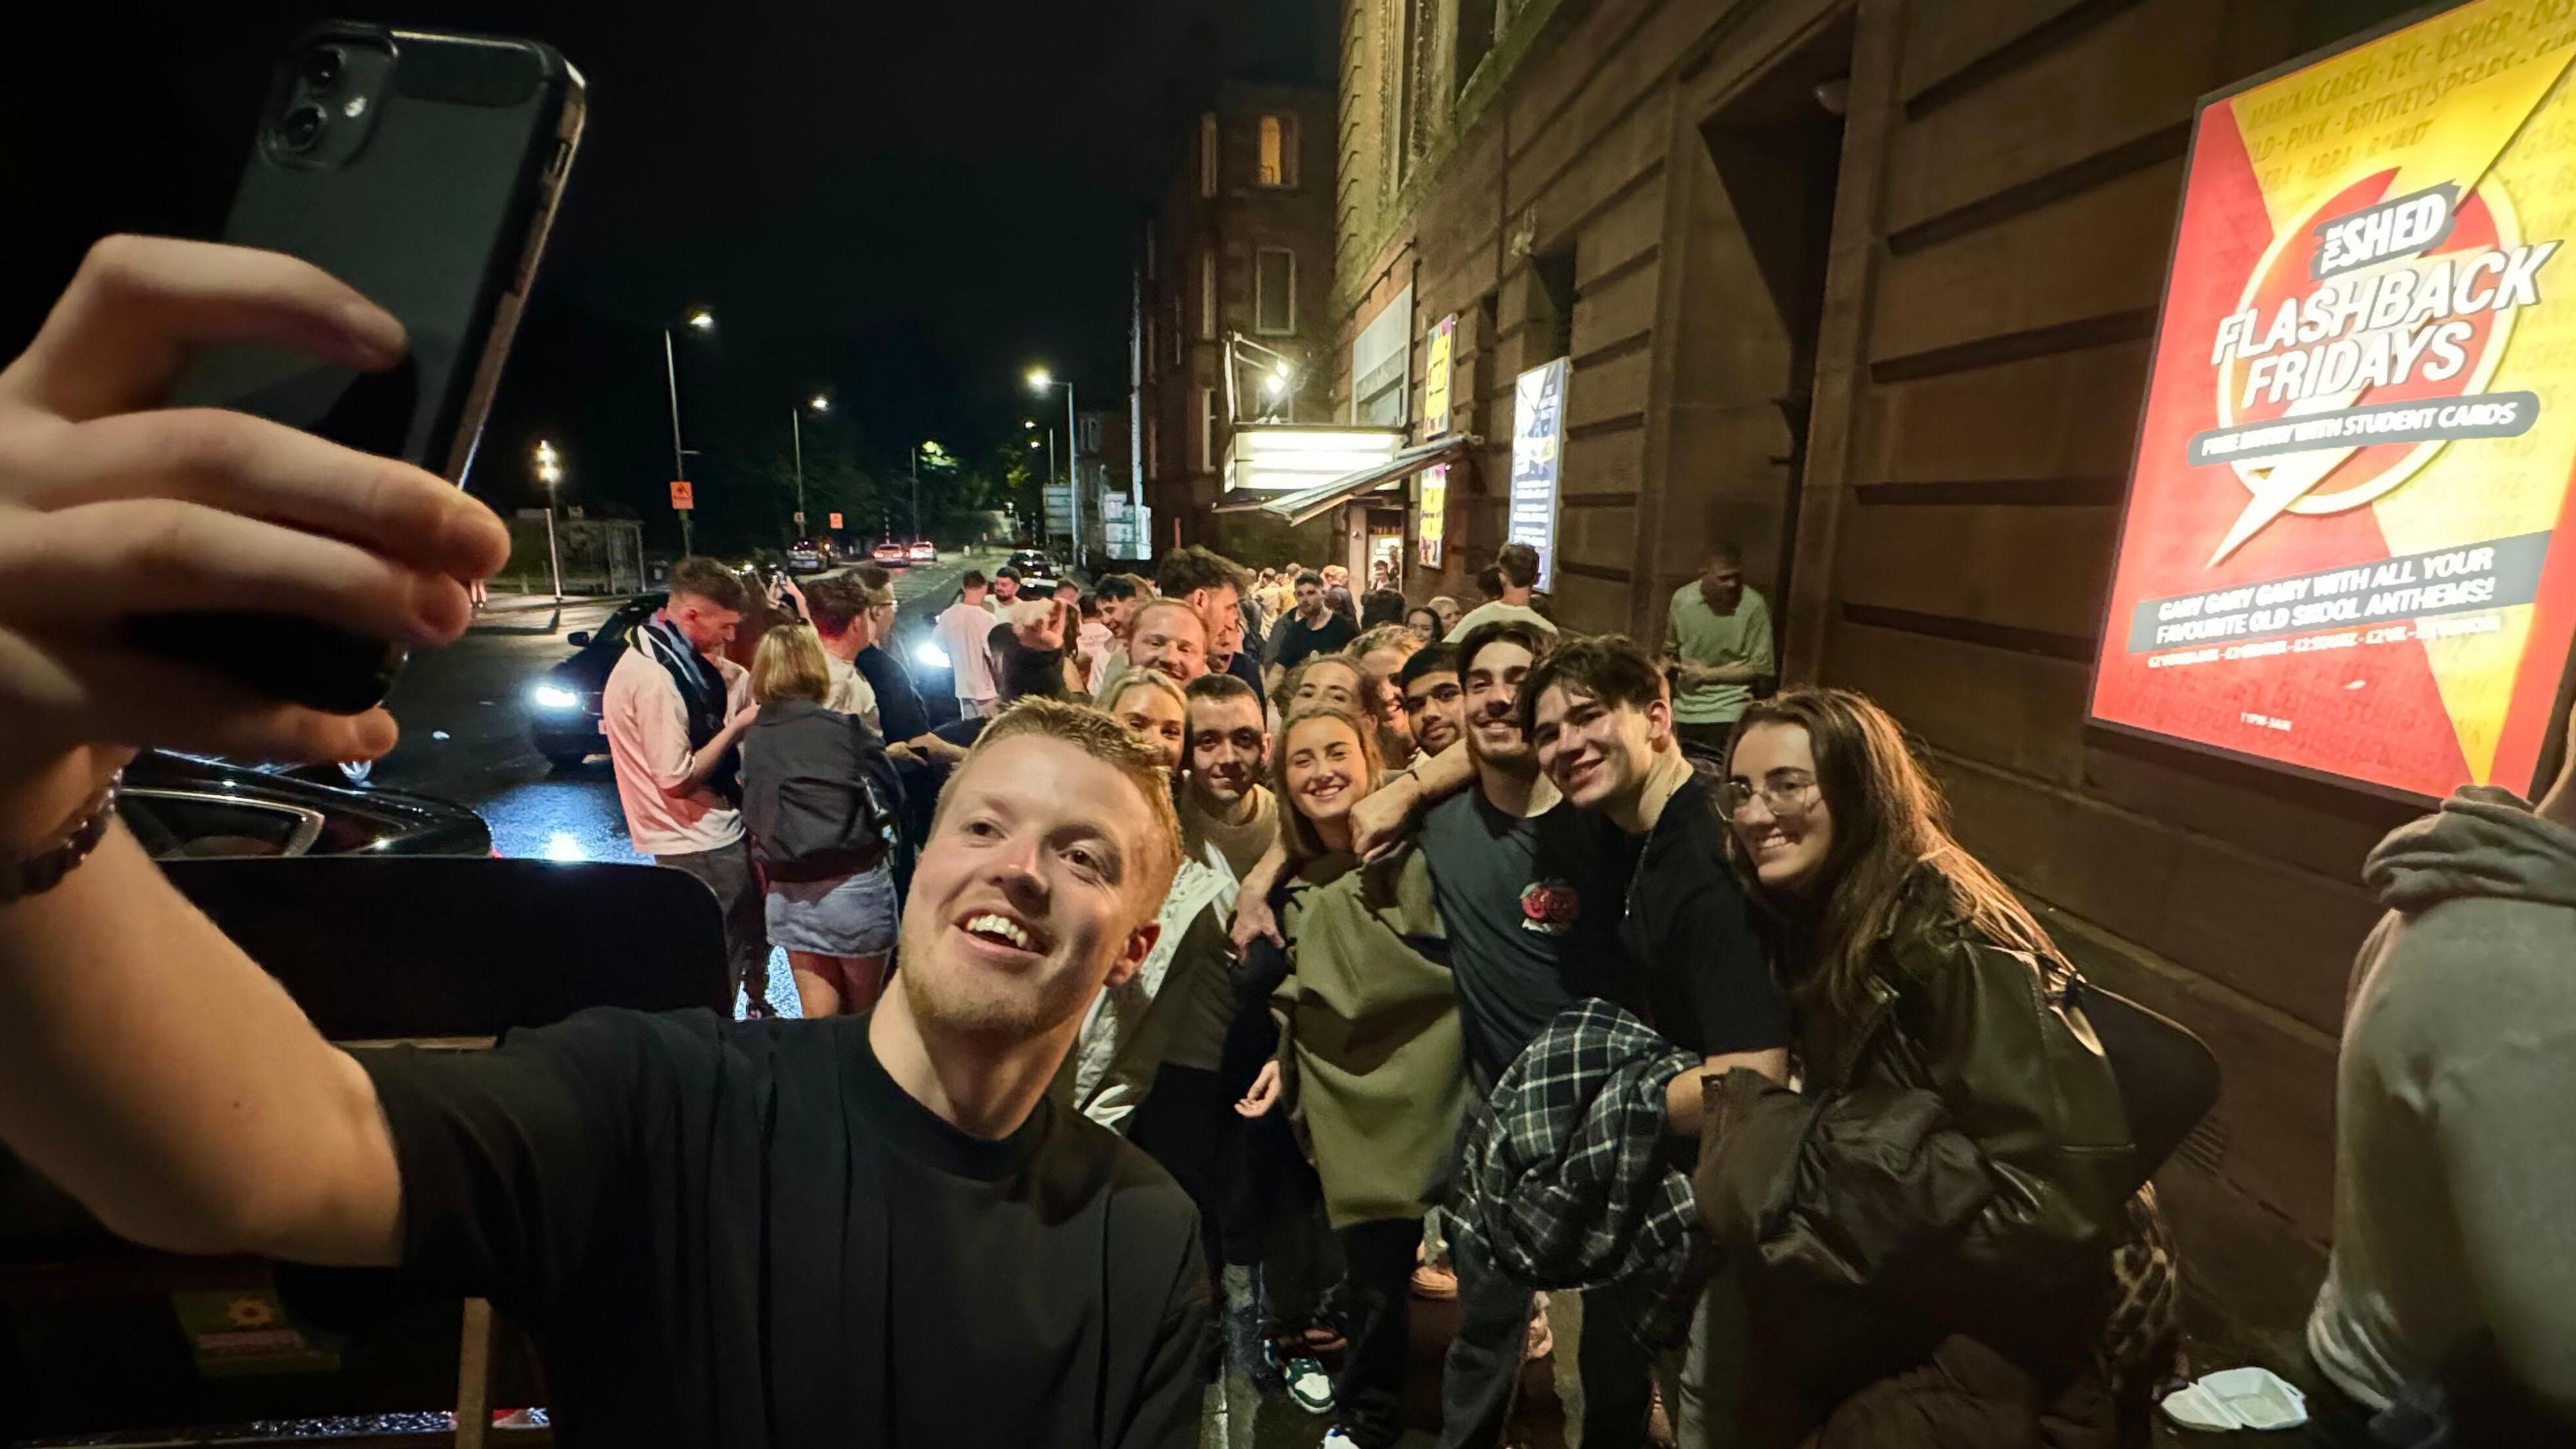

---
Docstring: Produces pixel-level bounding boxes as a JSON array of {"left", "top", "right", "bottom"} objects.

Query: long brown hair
[
  {"left": 1728, "top": 688, "right": 2060, "bottom": 1020},
  {"left": 1271, "top": 704, "right": 1383, "bottom": 863}
]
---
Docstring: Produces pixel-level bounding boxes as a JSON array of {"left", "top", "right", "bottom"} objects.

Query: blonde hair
[
  {"left": 1272, "top": 704, "right": 1383, "bottom": 863},
  {"left": 751, "top": 623, "right": 832, "bottom": 706},
  {"left": 1102, "top": 666, "right": 1187, "bottom": 719},
  {"left": 938, "top": 696, "right": 1185, "bottom": 902}
]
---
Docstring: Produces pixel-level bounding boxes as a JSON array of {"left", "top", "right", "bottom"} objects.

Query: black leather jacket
[{"left": 1693, "top": 863, "right": 2145, "bottom": 1393}]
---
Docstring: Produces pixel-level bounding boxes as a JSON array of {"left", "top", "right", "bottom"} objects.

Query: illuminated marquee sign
[
  {"left": 1222, "top": 425, "right": 1407, "bottom": 496},
  {"left": 2092, "top": 0, "right": 2576, "bottom": 800}
]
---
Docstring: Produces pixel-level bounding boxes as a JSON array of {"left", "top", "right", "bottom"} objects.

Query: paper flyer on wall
[{"left": 2092, "top": 0, "right": 2576, "bottom": 799}]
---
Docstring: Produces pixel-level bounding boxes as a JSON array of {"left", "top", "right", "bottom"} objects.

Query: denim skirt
[{"left": 764, "top": 863, "right": 898, "bottom": 957}]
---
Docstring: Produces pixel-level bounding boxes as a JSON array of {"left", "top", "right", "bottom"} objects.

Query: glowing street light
[
  {"left": 532, "top": 439, "right": 564, "bottom": 600},
  {"left": 792, "top": 393, "right": 833, "bottom": 536},
  {"left": 1026, "top": 365, "right": 1080, "bottom": 567},
  {"left": 808, "top": 394, "right": 830, "bottom": 413},
  {"left": 664, "top": 309, "right": 716, "bottom": 553},
  {"left": 686, "top": 309, "right": 714, "bottom": 331}
]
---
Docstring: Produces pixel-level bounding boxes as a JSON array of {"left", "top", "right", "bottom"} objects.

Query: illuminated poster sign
[
  {"left": 2092, "top": 0, "right": 2576, "bottom": 800},
  {"left": 1424, "top": 314, "right": 1456, "bottom": 437},
  {"left": 1418, "top": 464, "right": 1448, "bottom": 567},
  {"left": 1510, "top": 359, "right": 1568, "bottom": 590}
]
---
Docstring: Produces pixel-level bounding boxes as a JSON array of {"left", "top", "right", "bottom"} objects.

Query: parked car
[
  {"left": 527, "top": 594, "right": 664, "bottom": 769},
  {"left": 906, "top": 539, "right": 936, "bottom": 564},
  {"left": 871, "top": 539, "right": 908, "bottom": 567},
  {"left": 121, "top": 751, "right": 492, "bottom": 859},
  {"left": 1004, "top": 549, "right": 1063, "bottom": 590},
  {"left": 785, "top": 539, "right": 828, "bottom": 574}
]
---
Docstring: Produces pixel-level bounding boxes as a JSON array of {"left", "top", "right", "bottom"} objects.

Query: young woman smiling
[
  {"left": 1699, "top": 688, "right": 2178, "bottom": 1446},
  {"left": 1234, "top": 705, "right": 1465, "bottom": 1449}
]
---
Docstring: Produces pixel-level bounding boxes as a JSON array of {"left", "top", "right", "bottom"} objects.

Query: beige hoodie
[{"left": 2307, "top": 786, "right": 2576, "bottom": 1418}]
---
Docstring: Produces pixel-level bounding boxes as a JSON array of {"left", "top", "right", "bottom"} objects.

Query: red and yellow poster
[{"left": 2093, "top": 0, "right": 2576, "bottom": 800}]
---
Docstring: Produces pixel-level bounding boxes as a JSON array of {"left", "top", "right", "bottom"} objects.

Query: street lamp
[
  {"left": 533, "top": 439, "right": 565, "bottom": 600},
  {"left": 663, "top": 309, "right": 714, "bottom": 555},
  {"left": 1226, "top": 331, "right": 1299, "bottom": 423},
  {"left": 910, "top": 439, "right": 949, "bottom": 543},
  {"left": 1027, "top": 367, "right": 1080, "bottom": 570},
  {"left": 791, "top": 392, "right": 828, "bottom": 539}
]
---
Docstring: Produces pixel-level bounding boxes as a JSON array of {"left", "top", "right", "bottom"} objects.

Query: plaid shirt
[{"left": 1450, "top": 998, "right": 1713, "bottom": 1348}]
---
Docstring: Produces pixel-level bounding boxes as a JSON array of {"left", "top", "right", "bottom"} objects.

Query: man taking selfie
[{"left": 0, "top": 237, "right": 1208, "bottom": 1448}]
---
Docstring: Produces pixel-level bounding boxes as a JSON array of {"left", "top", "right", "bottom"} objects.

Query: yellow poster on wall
[{"left": 2094, "top": 0, "right": 2576, "bottom": 801}]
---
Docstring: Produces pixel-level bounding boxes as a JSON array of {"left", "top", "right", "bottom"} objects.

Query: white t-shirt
[
  {"left": 1446, "top": 600, "right": 1558, "bottom": 640},
  {"left": 824, "top": 651, "right": 880, "bottom": 725},
  {"left": 934, "top": 597, "right": 1000, "bottom": 703},
  {"left": 601, "top": 640, "right": 751, "bottom": 859}
]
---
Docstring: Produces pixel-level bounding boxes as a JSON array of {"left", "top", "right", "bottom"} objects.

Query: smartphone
[{"left": 134, "top": 22, "right": 587, "bottom": 714}]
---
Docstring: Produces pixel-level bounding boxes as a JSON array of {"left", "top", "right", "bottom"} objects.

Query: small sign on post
[
  {"left": 669, "top": 480, "right": 695, "bottom": 511},
  {"left": 828, "top": 512, "right": 844, "bottom": 530}
]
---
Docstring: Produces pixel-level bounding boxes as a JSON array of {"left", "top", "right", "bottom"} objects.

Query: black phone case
[{"left": 137, "top": 22, "right": 582, "bottom": 716}]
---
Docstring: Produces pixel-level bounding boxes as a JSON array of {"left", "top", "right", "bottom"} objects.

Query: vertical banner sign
[
  {"left": 668, "top": 480, "right": 694, "bottom": 511},
  {"left": 2092, "top": 0, "right": 2576, "bottom": 801},
  {"left": 828, "top": 512, "right": 843, "bottom": 531},
  {"left": 1418, "top": 464, "right": 1448, "bottom": 567},
  {"left": 1509, "top": 359, "right": 1569, "bottom": 589},
  {"left": 1423, "top": 314, "right": 1457, "bottom": 438}
]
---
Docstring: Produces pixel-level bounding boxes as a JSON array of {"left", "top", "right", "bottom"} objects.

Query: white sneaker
[{"left": 1319, "top": 1432, "right": 1361, "bottom": 1449}]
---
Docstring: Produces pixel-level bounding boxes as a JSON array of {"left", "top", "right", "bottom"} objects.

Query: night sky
[{"left": 3, "top": 0, "right": 1328, "bottom": 551}]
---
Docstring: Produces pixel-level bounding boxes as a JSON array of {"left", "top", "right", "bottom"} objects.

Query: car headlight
[
  {"left": 531, "top": 684, "right": 582, "bottom": 710},
  {"left": 912, "top": 641, "right": 951, "bottom": 670}
]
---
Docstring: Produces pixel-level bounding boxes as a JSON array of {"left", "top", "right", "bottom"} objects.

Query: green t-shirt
[{"left": 1666, "top": 583, "right": 1773, "bottom": 724}]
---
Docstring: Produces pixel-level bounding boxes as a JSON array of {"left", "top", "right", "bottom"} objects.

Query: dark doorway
[{"left": 1695, "top": 9, "right": 1853, "bottom": 625}]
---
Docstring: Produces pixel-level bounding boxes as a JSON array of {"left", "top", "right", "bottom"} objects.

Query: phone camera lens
[
  {"left": 300, "top": 46, "right": 345, "bottom": 94},
  {"left": 280, "top": 104, "right": 327, "bottom": 152}
]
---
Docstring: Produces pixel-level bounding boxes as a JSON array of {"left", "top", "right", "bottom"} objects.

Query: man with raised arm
[{"left": 0, "top": 237, "right": 1208, "bottom": 1449}]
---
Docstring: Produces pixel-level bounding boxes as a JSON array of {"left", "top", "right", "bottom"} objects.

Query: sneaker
[
  {"left": 1320, "top": 1431, "right": 1362, "bottom": 1449},
  {"left": 1278, "top": 1352, "right": 1336, "bottom": 1415}
]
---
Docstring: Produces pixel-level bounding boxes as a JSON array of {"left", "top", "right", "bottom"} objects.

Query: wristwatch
[{"left": 0, "top": 770, "right": 123, "bottom": 906}]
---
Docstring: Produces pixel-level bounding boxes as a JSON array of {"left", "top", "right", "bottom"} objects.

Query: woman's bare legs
[{"left": 788, "top": 952, "right": 842, "bottom": 1020}]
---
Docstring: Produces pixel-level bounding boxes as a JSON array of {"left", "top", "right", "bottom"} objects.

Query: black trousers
[
  {"left": 1436, "top": 1235, "right": 1658, "bottom": 1449},
  {"left": 1334, "top": 1217, "right": 1424, "bottom": 1449},
  {"left": 655, "top": 839, "right": 770, "bottom": 1008},
  {"left": 1217, "top": 1112, "right": 1343, "bottom": 1330},
  {"left": 1128, "top": 1063, "right": 1225, "bottom": 1271}
]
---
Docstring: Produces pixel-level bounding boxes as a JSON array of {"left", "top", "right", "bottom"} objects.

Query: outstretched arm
[{"left": 0, "top": 237, "right": 511, "bottom": 1265}]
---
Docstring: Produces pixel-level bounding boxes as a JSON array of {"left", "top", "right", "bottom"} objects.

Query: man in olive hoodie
[{"left": 2306, "top": 739, "right": 2576, "bottom": 1432}]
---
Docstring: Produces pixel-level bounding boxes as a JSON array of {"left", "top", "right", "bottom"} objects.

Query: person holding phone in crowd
[{"left": 0, "top": 238, "right": 1211, "bottom": 1446}]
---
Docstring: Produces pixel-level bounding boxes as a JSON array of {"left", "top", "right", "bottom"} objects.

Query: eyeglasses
[{"left": 1722, "top": 777, "right": 1819, "bottom": 819}]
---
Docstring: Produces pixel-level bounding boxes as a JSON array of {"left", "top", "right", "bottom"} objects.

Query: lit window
[
  {"left": 1254, "top": 248, "right": 1296, "bottom": 335},
  {"left": 1257, "top": 114, "right": 1297, "bottom": 187},
  {"left": 1200, "top": 113, "right": 1218, "bottom": 197},
  {"left": 1200, "top": 252, "right": 1218, "bottom": 340}
]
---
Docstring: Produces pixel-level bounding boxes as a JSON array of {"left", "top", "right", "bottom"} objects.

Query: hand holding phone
[
  {"left": 0, "top": 237, "right": 511, "bottom": 817},
  {"left": 135, "top": 23, "right": 584, "bottom": 715}
]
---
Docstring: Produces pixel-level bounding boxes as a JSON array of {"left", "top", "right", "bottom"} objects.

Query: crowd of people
[
  {"left": 583, "top": 519, "right": 2195, "bottom": 1448},
  {"left": 2, "top": 239, "right": 2573, "bottom": 1449}
]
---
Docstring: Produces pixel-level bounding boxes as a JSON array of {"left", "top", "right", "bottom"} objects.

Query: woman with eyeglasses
[
  {"left": 1701, "top": 687, "right": 2178, "bottom": 1446},
  {"left": 1231, "top": 704, "right": 1465, "bottom": 1449}
]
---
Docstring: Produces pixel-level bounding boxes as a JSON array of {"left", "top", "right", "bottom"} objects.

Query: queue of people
[{"left": 3, "top": 239, "right": 2570, "bottom": 1448}]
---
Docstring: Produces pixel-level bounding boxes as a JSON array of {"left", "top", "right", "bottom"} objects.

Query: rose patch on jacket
[{"left": 1519, "top": 879, "right": 1580, "bottom": 935}]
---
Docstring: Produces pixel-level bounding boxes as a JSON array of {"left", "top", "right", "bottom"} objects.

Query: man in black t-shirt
[
  {"left": 1521, "top": 635, "right": 1789, "bottom": 1449},
  {"left": 1265, "top": 572, "right": 1358, "bottom": 688},
  {"left": 1417, "top": 620, "right": 1656, "bottom": 1449},
  {"left": 1521, "top": 635, "right": 1787, "bottom": 1118}
]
